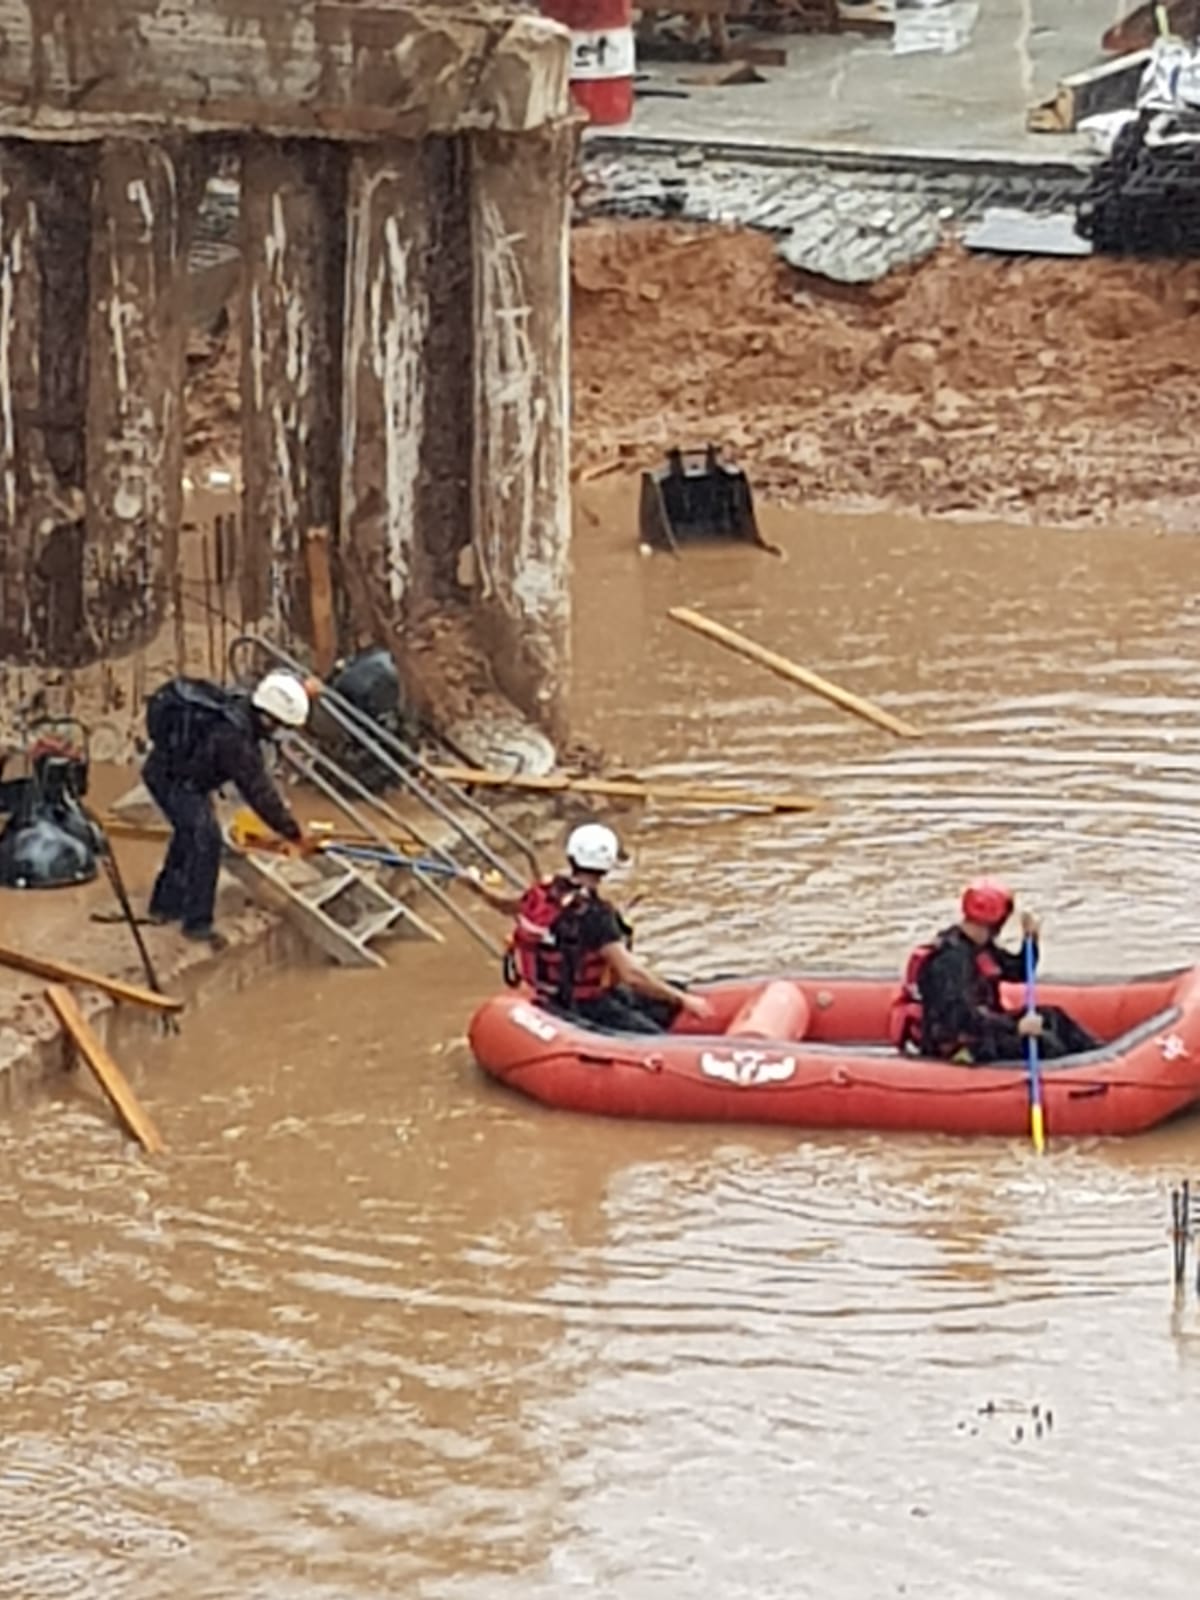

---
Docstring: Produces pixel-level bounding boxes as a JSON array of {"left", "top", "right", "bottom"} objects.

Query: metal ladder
[
  {"left": 220, "top": 828, "right": 442, "bottom": 969},
  {"left": 225, "top": 634, "right": 541, "bottom": 967}
]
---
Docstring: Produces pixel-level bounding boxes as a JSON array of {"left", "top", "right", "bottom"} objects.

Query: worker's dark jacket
[
  {"left": 152, "top": 689, "right": 298, "bottom": 841},
  {"left": 917, "top": 925, "right": 1035, "bottom": 1063},
  {"left": 142, "top": 683, "right": 297, "bottom": 932}
]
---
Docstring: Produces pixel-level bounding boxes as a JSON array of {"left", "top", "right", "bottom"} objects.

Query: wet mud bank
[
  {"left": 572, "top": 221, "right": 1200, "bottom": 530},
  {"left": 0, "top": 785, "right": 566, "bottom": 1117},
  {"left": 0, "top": 898, "right": 305, "bottom": 1114}
]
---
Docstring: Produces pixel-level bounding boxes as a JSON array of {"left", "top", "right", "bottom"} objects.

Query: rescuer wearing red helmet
[{"left": 889, "top": 879, "right": 1098, "bottom": 1063}]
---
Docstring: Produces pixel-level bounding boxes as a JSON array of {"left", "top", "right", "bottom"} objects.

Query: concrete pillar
[
  {"left": 340, "top": 143, "right": 435, "bottom": 640},
  {"left": 0, "top": 146, "right": 43, "bottom": 657},
  {"left": 0, "top": 144, "right": 90, "bottom": 663},
  {"left": 469, "top": 122, "right": 573, "bottom": 741},
  {"left": 86, "top": 139, "right": 191, "bottom": 655},
  {"left": 415, "top": 137, "right": 474, "bottom": 597},
  {"left": 240, "top": 139, "right": 343, "bottom": 644}
]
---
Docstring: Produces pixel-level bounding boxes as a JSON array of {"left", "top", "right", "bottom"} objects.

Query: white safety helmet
[
  {"left": 251, "top": 670, "right": 310, "bottom": 729},
  {"left": 566, "top": 822, "right": 620, "bottom": 874}
]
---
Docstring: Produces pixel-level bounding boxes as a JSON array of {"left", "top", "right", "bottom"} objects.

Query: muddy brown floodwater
[{"left": 6, "top": 493, "right": 1200, "bottom": 1599}]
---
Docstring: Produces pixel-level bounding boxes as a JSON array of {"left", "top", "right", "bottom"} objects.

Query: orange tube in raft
[{"left": 724, "top": 980, "right": 811, "bottom": 1041}]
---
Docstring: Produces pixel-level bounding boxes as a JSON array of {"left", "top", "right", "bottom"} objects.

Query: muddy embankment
[
  {"left": 183, "top": 219, "right": 1200, "bottom": 534},
  {"left": 571, "top": 221, "right": 1200, "bottom": 529}
]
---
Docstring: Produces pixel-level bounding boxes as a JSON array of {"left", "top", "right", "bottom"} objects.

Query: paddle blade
[{"left": 1030, "top": 1099, "right": 1046, "bottom": 1155}]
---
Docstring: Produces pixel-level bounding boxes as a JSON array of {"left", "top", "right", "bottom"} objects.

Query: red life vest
[
  {"left": 887, "top": 932, "right": 1003, "bottom": 1053},
  {"left": 504, "top": 876, "right": 615, "bottom": 1004}
]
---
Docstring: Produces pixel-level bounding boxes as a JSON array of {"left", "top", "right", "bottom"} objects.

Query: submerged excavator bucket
[{"left": 639, "top": 446, "right": 767, "bottom": 553}]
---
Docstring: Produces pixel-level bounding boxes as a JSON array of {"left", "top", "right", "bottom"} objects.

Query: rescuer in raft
[
  {"left": 465, "top": 821, "right": 714, "bottom": 1033},
  {"left": 142, "top": 670, "right": 312, "bottom": 946},
  {"left": 891, "top": 878, "right": 1100, "bottom": 1063}
]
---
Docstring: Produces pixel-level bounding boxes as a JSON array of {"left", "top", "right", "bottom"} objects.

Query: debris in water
[{"left": 638, "top": 444, "right": 772, "bottom": 554}]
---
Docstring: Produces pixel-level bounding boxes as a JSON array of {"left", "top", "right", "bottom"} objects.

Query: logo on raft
[
  {"left": 699, "top": 1049, "right": 797, "bottom": 1087},
  {"left": 510, "top": 1004, "right": 560, "bottom": 1043},
  {"left": 1160, "top": 1032, "right": 1190, "bottom": 1062}
]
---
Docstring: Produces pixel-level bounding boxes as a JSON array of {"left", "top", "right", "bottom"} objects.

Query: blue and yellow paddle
[{"left": 1023, "top": 933, "right": 1046, "bottom": 1155}]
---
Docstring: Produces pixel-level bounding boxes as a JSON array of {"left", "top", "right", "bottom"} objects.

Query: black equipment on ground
[
  {"left": 310, "top": 647, "right": 419, "bottom": 794},
  {"left": 0, "top": 720, "right": 101, "bottom": 890}
]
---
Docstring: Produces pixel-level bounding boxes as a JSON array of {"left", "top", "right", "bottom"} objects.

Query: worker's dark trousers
[
  {"left": 975, "top": 1005, "right": 1100, "bottom": 1064},
  {"left": 143, "top": 748, "right": 221, "bottom": 932}
]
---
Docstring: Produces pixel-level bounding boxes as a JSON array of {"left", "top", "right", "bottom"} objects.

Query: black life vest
[
  {"left": 504, "top": 876, "right": 629, "bottom": 1005},
  {"left": 888, "top": 928, "right": 1004, "bottom": 1054}
]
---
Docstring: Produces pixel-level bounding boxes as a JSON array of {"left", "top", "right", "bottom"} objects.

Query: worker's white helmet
[
  {"left": 567, "top": 822, "right": 620, "bottom": 874},
  {"left": 252, "top": 670, "right": 310, "bottom": 729}
]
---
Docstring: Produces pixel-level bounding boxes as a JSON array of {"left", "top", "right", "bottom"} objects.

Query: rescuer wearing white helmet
[
  {"left": 466, "top": 820, "right": 713, "bottom": 1033},
  {"left": 251, "top": 670, "right": 311, "bottom": 730},
  {"left": 564, "top": 822, "right": 620, "bottom": 873},
  {"left": 141, "top": 668, "right": 313, "bottom": 946}
]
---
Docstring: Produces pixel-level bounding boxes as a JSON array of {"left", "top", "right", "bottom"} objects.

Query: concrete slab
[
  {"left": 963, "top": 205, "right": 1094, "bottom": 255},
  {"left": 596, "top": 0, "right": 1129, "bottom": 164}
]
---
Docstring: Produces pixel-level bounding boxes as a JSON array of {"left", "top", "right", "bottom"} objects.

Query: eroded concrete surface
[{"left": 611, "top": 0, "right": 1131, "bottom": 161}]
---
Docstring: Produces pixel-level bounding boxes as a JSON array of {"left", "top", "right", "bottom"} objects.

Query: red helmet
[{"left": 961, "top": 879, "right": 1014, "bottom": 927}]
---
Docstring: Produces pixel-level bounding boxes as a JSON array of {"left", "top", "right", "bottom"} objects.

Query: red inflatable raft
[{"left": 468, "top": 966, "right": 1200, "bottom": 1139}]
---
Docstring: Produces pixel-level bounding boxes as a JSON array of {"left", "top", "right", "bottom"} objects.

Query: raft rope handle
[
  {"left": 510, "top": 1056, "right": 1200, "bottom": 1098},
  {"left": 506, "top": 1049, "right": 666, "bottom": 1077},
  {"left": 495, "top": 1047, "right": 1200, "bottom": 1097}
]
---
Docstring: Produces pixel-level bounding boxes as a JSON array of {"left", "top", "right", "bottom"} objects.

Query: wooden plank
[
  {"left": 0, "top": 942, "right": 184, "bottom": 1013},
  {"left": 836, "top": 0, "right": 894, "bottom": 23},
  {"left": 1027, "top": 47, "right": 1151, "bottom": 133},
  {"left": 305, "top": 528, "right": 338, "bottom": 675},
  {"left": 573, "top": 456, "right": 627, "bottom": 484},
  {"left": 667, "top": 606, "right": 923, "bottom": 740},
  {"left": 46, "top": 984, "right": 166, "bottom": 1155},
  {"left": 0, "top": 2, "right": 568, "bottom": 141},
  {"left": 101, "top": 815, "right": 428, "bottom": 855},
  {"left": 428, "top": 765, "right": 821, "bottom": 813}
]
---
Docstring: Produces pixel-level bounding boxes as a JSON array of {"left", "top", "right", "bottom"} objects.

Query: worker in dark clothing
[
  {"left": 142, "top": 670, "right": 311, "bottom": 945},
  {"left": 891, "top": 879, "right": 1100, "bottom": 1063},
  {"left": 466, "top": 822, "right": 714, "bottom": 1034}
]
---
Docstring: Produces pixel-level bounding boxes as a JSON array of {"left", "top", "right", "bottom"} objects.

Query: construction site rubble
[
  {"left": 576, "top": 147, "right": 1089, "bottom": 284},
  {"left": 1077, "top": 37, "right": 1200, "bottom": 255}
]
